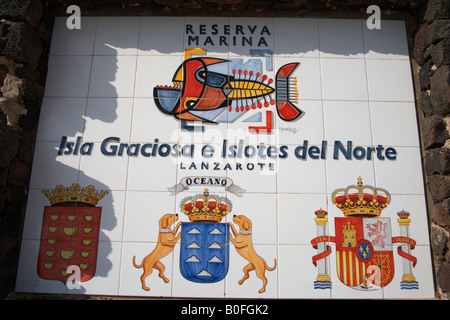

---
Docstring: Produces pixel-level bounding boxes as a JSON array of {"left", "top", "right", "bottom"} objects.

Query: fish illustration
[{"left": 154, "top": 57, "right": 302, "bottom": 125}]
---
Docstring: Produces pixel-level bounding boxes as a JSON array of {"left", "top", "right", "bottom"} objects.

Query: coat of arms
[
  {"left": 311, "top": 177, "right": 418, "bottom": 291},
  {"left": 38, "top": 184, "right": 108, "bottom": 284},
  {"left": 179, "top": 189, "right": 231, "bottom": 283},
  {"left": 132, "top": 186, "right": 276, "bottom": 294}
]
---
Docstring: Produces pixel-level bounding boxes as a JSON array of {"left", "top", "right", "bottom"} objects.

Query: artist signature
[{"left": 278, "top": 127, "right": 299, "bottom": 134}]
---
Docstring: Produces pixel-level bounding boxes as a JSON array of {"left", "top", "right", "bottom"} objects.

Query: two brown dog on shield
[{"left": 132, "top": 213, "right": 276, "bottom": 294}]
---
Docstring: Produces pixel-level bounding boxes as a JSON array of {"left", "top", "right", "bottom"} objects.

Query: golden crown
[
  {"left": 180, "top": 188, "right": 232, "bottom": 223},
  {"left": 332, "top": 177, "right": 390, "bottom": 217},
  {"left": 397, "top": 210, "right": 410, "bottom": 219},
  {"left": 314, "top": 208, "right": 328, "bottom": 219},
  {"left": 42, "top": 183, "right": 108, "bottom": 206}
]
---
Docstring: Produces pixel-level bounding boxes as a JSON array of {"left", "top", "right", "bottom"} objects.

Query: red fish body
[{"left": 154, "top": 57, "right": 302, "bottom": 123}]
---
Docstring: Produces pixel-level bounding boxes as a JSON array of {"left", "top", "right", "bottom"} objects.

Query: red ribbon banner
[
  {"left": 392, "top": 236, "right": 418, "bottom": 267},
  {"left": 311, "top": 236, "right": 336, "bottom": 266}
]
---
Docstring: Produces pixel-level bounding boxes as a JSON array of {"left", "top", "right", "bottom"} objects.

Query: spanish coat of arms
[{"left": 311, "top": 177, "right": 419, "bottom": 291}]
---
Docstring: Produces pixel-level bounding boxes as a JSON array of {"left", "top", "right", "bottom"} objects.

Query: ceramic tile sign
[{"left": 15, "top": 16, "right": 435, "bottom": 299}]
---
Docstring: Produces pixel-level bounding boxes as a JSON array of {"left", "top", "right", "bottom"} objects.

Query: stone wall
[
  {"left": 0, "top": 0, "right": 448, "bottom": 299},
  {"left": 0, "top": 0, "right": 49, "bottom": 299},
  {"left": 413, "top": 0, "right": 450, "bottom": 300}
]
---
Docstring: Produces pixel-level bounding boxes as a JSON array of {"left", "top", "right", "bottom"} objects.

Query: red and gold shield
[
  {"left": 335, "top": 217, "right": 394, "bottom": 289},
  {"left": 37, "top": 205, "right": 102, "bottom": 283},
  {"left": 366, "top": 251, "right": 395, "bottom": 288},
  {"left": 335, "top": 218, "right": 366, "bottom": 287}
]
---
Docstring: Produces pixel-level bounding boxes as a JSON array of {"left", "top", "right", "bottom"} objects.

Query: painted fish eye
[
  {"left": 195, "top": 69, "right": 207, "bottom": 83},
  {"left": 183, "top": 97, "right": 200, "bottom": 110}
]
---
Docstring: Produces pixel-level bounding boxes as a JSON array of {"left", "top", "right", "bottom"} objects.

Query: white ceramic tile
[
  {"left": 120, "top": 241, "right": 175, "bottom": 297},
  {"left": 184, "top": 17, "right": 230, "bottom": 57},
  {"left": 319, "top": 19, "right": 365, "bottom": 58},
  {"left": 15, "top": 239, "right": 67, "bottom": 294},
  {"left": 134, "top": 55, "right": 183, "bottom": 98},
  {"left": 275, "top": 100, "right": 324, "bottom": 146},
  {"left": 176, "top": 143, "right": 226, "bottom": 175},
  {"left": 50, "top": 17, "right": 97, "bottom": 56},
  {"left": 321, "top": 58, "right": 368, "bottom": 101},
  {"left": 78, "top": 142, "right": 129, "bottom": 190},
  {"left": 29, "top": 141, "right": 81, "bottom": 189},
  {"left": 278, "top": 193, "right": 329, "bottom": 245},
  {"left": 386, "top": 194, "right": 430, "bottom": 246},
  {"left": 227, "top": 122, "right": 276, "bottom": 149},
  {"left": 122, "top": 191, "right": 176, "bottom": 242},
  {"left": 325, "top": 153, "right": 376, "bottom": 194},
  {"left": 127, "top": 152, "right": 178, "bottom": 191},
  {"left": 228, "top": 17, "right": 274, "bottom": 57},
  {"left": 89, "top": 56, "right": 137, "bottom": 97},
  {"left": 370, "top": 101, "right": 420, "bottom": 147},
  {"left": 228, "top": 193, "right": 277, "bottom": 245},
  {"left": 94, "top": 17, "right": 140, "bottom": 55},
  {"left": 139, "top": 17, "right": 185, "bottom": 55},
  {"left": 382, "top": 245, "right": 435, "bottom": 299},
  {"left": 225, "top": 244, "right": 278, "bottom": 298},
  {"left": 274, "top": 18, "right": 319, "bottom": 57},
  {"left": 97, "top": 190, "right": 126, "bottom": 242},
  {"left": 227, "top": 161, "right": 277, "bottom": 193},
  {"left": 277, "top": 153, "right": 327, "bottom": 194},
  {"left": 177, "top": 142, "right": 277, "bottom": 190},
  {"left": 19, "top": 17, "right": 434, "bottom": 299},
  {"left": 84, "top": 98, "right": 133, "bottom": 142},
  {"left": 326, "top": 198, "right": 348, "bottom": 227},
  {"left": 363, "top": 20, "right": 409, "bottom": 60},
  {"left": 278, "top": 245, "right": 331, "bottom": 298},
  {"left": 131, "top": 98, "right": 180, "bottom": 143},
  {"left": 323, "top": 100, "right": 372, "bottom": 146},
  {"left": 374, "top": 147, "right": 425, "bottom": 195},
  {"left": 44, "top": 55, "right": 92, "bottom": 97},
  {"left": 226, "top": 52, "right": 272, "bottom": 76},
  {"left": 36, "top": 98, "right": 86, "bottom": 141},
  {"left": 180, "top": 124, "right": 227, "bottom": 145},
  {"left": 366, "top": 59, "right": 414, "bottom": 101}
]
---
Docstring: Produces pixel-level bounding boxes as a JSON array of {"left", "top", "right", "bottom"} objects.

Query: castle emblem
[
  {"left": 311, "top": 177, "right": 418, "bottom": 291},
  {"left": 38, "top": 184, "right": 108, "bottom": 284}
]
